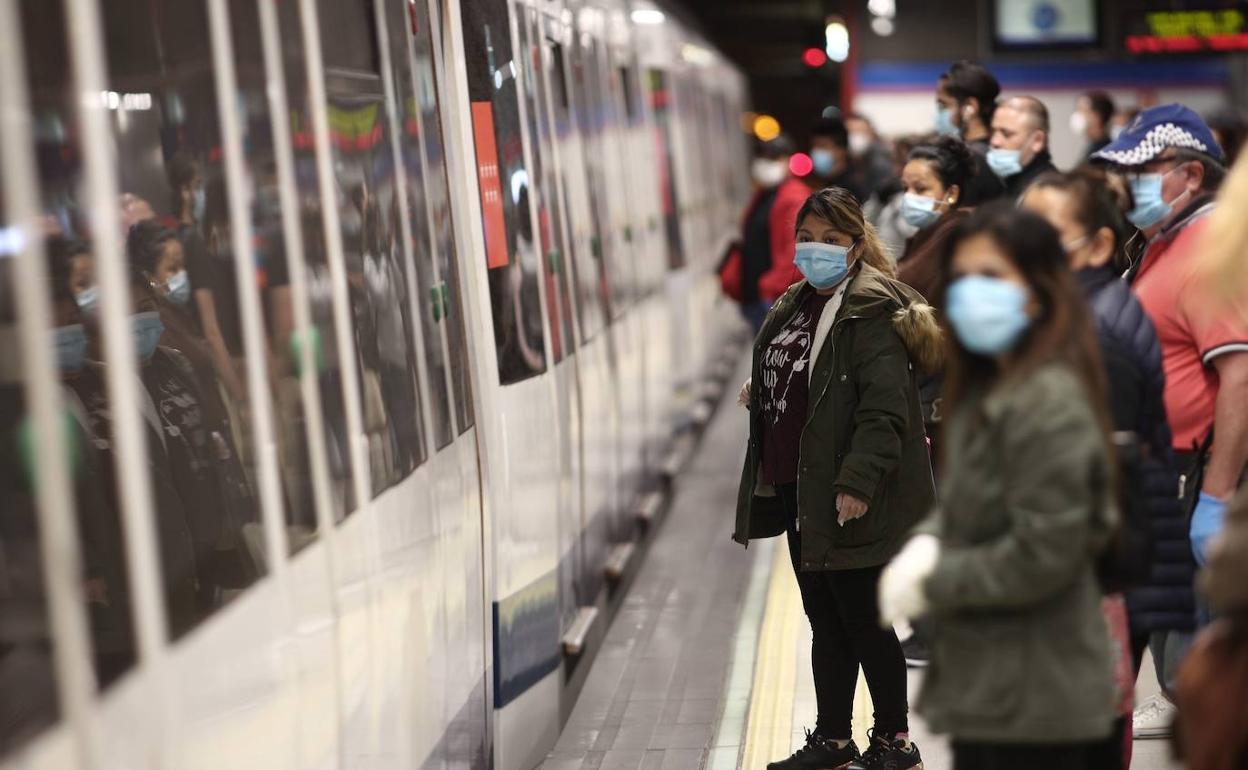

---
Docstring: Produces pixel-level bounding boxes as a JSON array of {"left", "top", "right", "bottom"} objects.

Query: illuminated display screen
[
  {"left": 1125, "top": 9, "right": 1248, "bottom": 53},
  {"left": 993, "top": 0, "right": 1099, "bottom": 48}
]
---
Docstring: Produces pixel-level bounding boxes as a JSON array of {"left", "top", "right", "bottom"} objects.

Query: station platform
[{"left": 538, "top": 355, "right": 1183, "bottom": 770}]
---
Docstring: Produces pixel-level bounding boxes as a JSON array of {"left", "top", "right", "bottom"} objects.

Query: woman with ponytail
[{"left": 734, "top": 187, "right": 941, "bottom": 770}]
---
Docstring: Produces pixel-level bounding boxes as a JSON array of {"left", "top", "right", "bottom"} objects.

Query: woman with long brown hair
[
  {"left": 879, "top": 203, "right": 1118, "bottom": 769},
  {"left": 735, "top": 187, "right": 940, "bottom": 770}
]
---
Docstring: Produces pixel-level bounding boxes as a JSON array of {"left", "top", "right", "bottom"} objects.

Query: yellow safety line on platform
[
  {"left": 740, "top": 541, "right": 801, "bottom": 770},
  {"left": 739, "top": 542, "right": 875, "bottom": 768}
]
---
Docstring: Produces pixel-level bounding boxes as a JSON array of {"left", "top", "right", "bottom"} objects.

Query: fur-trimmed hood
[{"left": 892, "top": 300, "right": 943, "bottom": 376}]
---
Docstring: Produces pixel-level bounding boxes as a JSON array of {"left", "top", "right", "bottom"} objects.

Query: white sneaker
[{"left": 1133, "top": 694, "right": 1176, "bottom": 739}]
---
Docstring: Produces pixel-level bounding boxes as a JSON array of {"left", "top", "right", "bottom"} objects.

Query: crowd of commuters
[{"left": 728, "top": 59, "right": 1248, "bottom": 770}]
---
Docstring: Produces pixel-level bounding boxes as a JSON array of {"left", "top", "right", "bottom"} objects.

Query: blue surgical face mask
[
  {"left": 901, "top": 193, "right": 942, "bottom": 229},
  {"left": 75, "top": 285, "right": 100, "bottom": 316},
  {"left": 935, "top": 106, "right": 959, "bottom": 138},
  {"left": 794, "top": 241, "right": 853, "bottom": 290},
  {"left": 811, "top": 148, "right": 838, "bottom": 178},
  {"left": 985, "top": 148, "right": 1023, "bottom": 179},
  {"left": 53, "top": 324, "right": 87, "bottom": 374},
  {"left": 946, "top": 275, "right": 1031, "bottom": 355},
  {"left": 131, "top": 311, "right": 165, "bottom": 361},
  {"left": 163, "top": 269, "right": 192, "bottom": 306},
  {"left": 1127, "top": 169, "right": 1189, "bottom": 230}
]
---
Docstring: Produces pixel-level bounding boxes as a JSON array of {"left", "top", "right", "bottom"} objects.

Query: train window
[
  {"left": 228, "top": 0, "right": 321, "bottom": 549},
  {"left": 275, "top": 0, "right": 358, "bottom": 519},
  {"left": 460, "top": 0, "right": 550, "bottom": 386},
  {"left": 17, "top": 1, "right": 141, "bottom": 705},
  {"left": 647, "top": 69, "right": 686, "bottom": 271},
  {"left": 543, "top": 29, "right": 599, "bottom": 343},
  {"left": 0, "top": 224, "right": 56, "bottom": 751},
  {"left": 516, "top": 2, "right": 575, "bottom": 363},
  {"left": 21, "top": 0, "right": 268, "bottom": 645},
  {"left": 411, "top": 0, "right": 474, "bottom": 431},
  {"left": 570, "top": 34, "right": 619, "bottom": 322},
  {"left": 316, "top": 0, "right": 382, "bottom": 77},
  {"left": 382, "top": 0, "right": 451, "bottom": 449},
  {"left": 314, "top": 0, "right": 430, "bottom": 497}
]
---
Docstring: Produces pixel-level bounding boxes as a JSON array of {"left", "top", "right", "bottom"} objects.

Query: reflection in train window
[
  {"left": 0, "top": 242, "right": 54, "bottom": 751},
  {"left": 382, "top": 0, "right": 453, "bottom": 450},
  {"left": 516, "top": 1, "right": 575, "bottom": 363},
  {"left": 228, "top": 0, "right": 320, "bottom": 550},
  {"left": 570, "top": 33, "right": 619, "bottom": 323},
  {"left": 276, "top": 0, "right": 357, "bottom": 519},
  {"left": 541, "top": 28, "right": 598, "bottom": 343},
  {"left": 408, "top": 0, "right": 475, "bottom": 432},
  {"left": 23, "top": 0, "right": 267, "bottom": 645},
  {"left": 647, "top": 69, "right": 686, "bottom": 271},
  {"left": 460, "top": 0, "right": 550, "bottom": 386},
  {"left": 316, "top": 0, "right": 429, "bottom": 497}
]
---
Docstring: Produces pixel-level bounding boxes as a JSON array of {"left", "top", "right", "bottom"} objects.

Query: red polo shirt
[{"left": 1135, "top": 208, "right": 1248, "bottom": 450}]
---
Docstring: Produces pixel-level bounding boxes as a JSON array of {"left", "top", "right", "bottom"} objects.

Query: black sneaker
[
  {"left": 901, "top": 634, "right": 929, "bottom": 669},
  {"left": 846, "top": 731, "right": 923, "bottom": 770},
  {"left": 766, "top": 729, "right": 860, "bottom": 770}
]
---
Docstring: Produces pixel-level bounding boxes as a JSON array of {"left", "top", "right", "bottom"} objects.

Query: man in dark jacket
[
  {"left": 934, "top": 60, "right": 1005, "bottom": 205},
  {"left": 988, "top": 96, "right": 1057, "bottom": 198}
]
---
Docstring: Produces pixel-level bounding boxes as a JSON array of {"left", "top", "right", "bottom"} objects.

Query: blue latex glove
[{"left": 1191, "top": 491, "right": 1228, "bottom": 566}]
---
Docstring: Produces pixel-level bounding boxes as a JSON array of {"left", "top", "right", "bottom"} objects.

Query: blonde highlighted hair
[
  {"left": 794, "top": 186, "right": 897, "bottom": 278},
  {"left": 1201, "top": 151, "right": 1248, "bottom": 308}
]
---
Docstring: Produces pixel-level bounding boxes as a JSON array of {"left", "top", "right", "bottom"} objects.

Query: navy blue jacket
[{"left": 1080, "top": 266, "right": 1196, "bottom": 634}]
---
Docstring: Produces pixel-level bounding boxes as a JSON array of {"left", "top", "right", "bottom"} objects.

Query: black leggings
[
  {"left": 777, "top": 484, "right": 909, "bottom": 739},
  {"left": 952, "top": 741, "right": 1094, "bottom": 770}
]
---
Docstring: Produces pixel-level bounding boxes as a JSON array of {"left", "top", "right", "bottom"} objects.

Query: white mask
[
  {"left": 1069, "top": 111, "right": 1088, "bottom": 138},
  {"left": 751, "top": 158, "right": 788, "bottom": 188},
  {"left": 848, "top": 132, "right": 872, "bottom": 157}
]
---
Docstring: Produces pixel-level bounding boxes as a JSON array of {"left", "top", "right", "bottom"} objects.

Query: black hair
[
  {"left": 46, "top": 235, "right": 89, "bottom": 304},
  {"left": 939, "top": 60, "right": 1000, "bottom": 127},
  {"left": 126, "top": 219, "right": 178, "bottom": 276},
  {"left": 907, "top": 135, "right": 976, "bottom": 192},
  {"left": 167, "top": 152, "right": 199, "bottom": 192},
  {"left": 757, "top": 134, "right": 796, "bottom": 159},
  {"left": 810, "top": 116, "right": 848, "bottom": 149},
  {"left": 938, "top": 203, "right": 1109, "bottom": 431},
  {"left": 1085, "top": 91, "right": 1115, "bottom": 127},
  {"left": 1030, "top": 167, "right": 1129, "bottom": 267},
  {"left": 1206, "top": 107, "right": 1248, "bottom": 167}
]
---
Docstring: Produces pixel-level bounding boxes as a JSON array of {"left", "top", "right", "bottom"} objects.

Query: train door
[
  {"left": 513, "top": 0, "right": 587, "bottom": 646},
  {"left": 395, "top": 0, "right": 491, "bottom": 766},
  {"left": 452, "top": 0, "right": 565, "bottom": 766},
  {"left": 536, "top": 5, "right": 618, "bottom": 632}
]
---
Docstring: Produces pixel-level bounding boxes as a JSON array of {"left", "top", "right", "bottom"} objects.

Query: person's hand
[
  {"left": 738, "top": 378, "right": 751, "bottom": 408},
  {"left": 879, "top": 534, "right": 940, "bottom": 626},
  {"left": 1191, "top": 491, "right": 1228, "bottom": 566},
  {"left": 836, "top": 493, "right": 868, "bottom": 526}
]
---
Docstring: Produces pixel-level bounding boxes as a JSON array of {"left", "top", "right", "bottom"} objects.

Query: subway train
[{"left": 0, "top": 0, "right": 748, "bottom": 769}]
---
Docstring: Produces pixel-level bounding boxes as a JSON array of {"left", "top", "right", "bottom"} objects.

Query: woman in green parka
[
  {"left": 734, "top": 187, "right": 942, "bottom": 770},
  {"left": 879, "top": 203, "right": 1118, "bottom": 770}
]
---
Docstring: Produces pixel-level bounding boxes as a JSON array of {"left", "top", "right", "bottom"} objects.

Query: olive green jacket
[
  {"left": 733, "top": 264, "right": 940, "bottom": 571},
  {"left": 915, "top": 364, "right": 1118, "bottom": 744}
]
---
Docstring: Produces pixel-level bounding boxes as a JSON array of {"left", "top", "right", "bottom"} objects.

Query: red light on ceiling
[
  {"left": 789, "top": 152, "right": 813, "bottom": 177},
  {"left": 802, "top": 47, "right": 827, "bottom": 68}
]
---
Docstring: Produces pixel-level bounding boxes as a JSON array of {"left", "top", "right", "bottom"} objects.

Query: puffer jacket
[
  {"left": 733, "top": 263, "right": 940, "bottom": 571},
  {"left": 915, "top": 363, "right": 1118, "bottom": 744},
  {"left": 1080, "top": 266, "right": 1195, "bottom": 634}
]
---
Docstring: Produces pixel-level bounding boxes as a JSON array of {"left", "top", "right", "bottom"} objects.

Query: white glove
[
  {"left": 879, "top": 534, "right": 940, "bottom": 626},
  {"left": 738, "top": 378, "right": 752, "bottom": 408}
]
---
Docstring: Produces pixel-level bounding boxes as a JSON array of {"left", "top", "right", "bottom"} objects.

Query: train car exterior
[{"left": 0, "top": 1, "right": 747, "bottom": 770}]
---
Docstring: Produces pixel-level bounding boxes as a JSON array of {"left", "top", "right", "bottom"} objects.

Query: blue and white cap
[{"left": 1092, "top": 104, "right": 1223, "bottom": 167}]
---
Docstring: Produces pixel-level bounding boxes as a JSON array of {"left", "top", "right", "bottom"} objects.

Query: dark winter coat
[
  {"left": 1003, "top": 149, "right": 1057, "bottom": 199},
  {"left": 1079, "top": 266, "right": 1195, "bottom": 633},
  {"left": 733, "top": 264, "right": 940, "bottom": 570},
  {"left": 915, "top": 364, "right": 1117, "bottom": 743}
]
